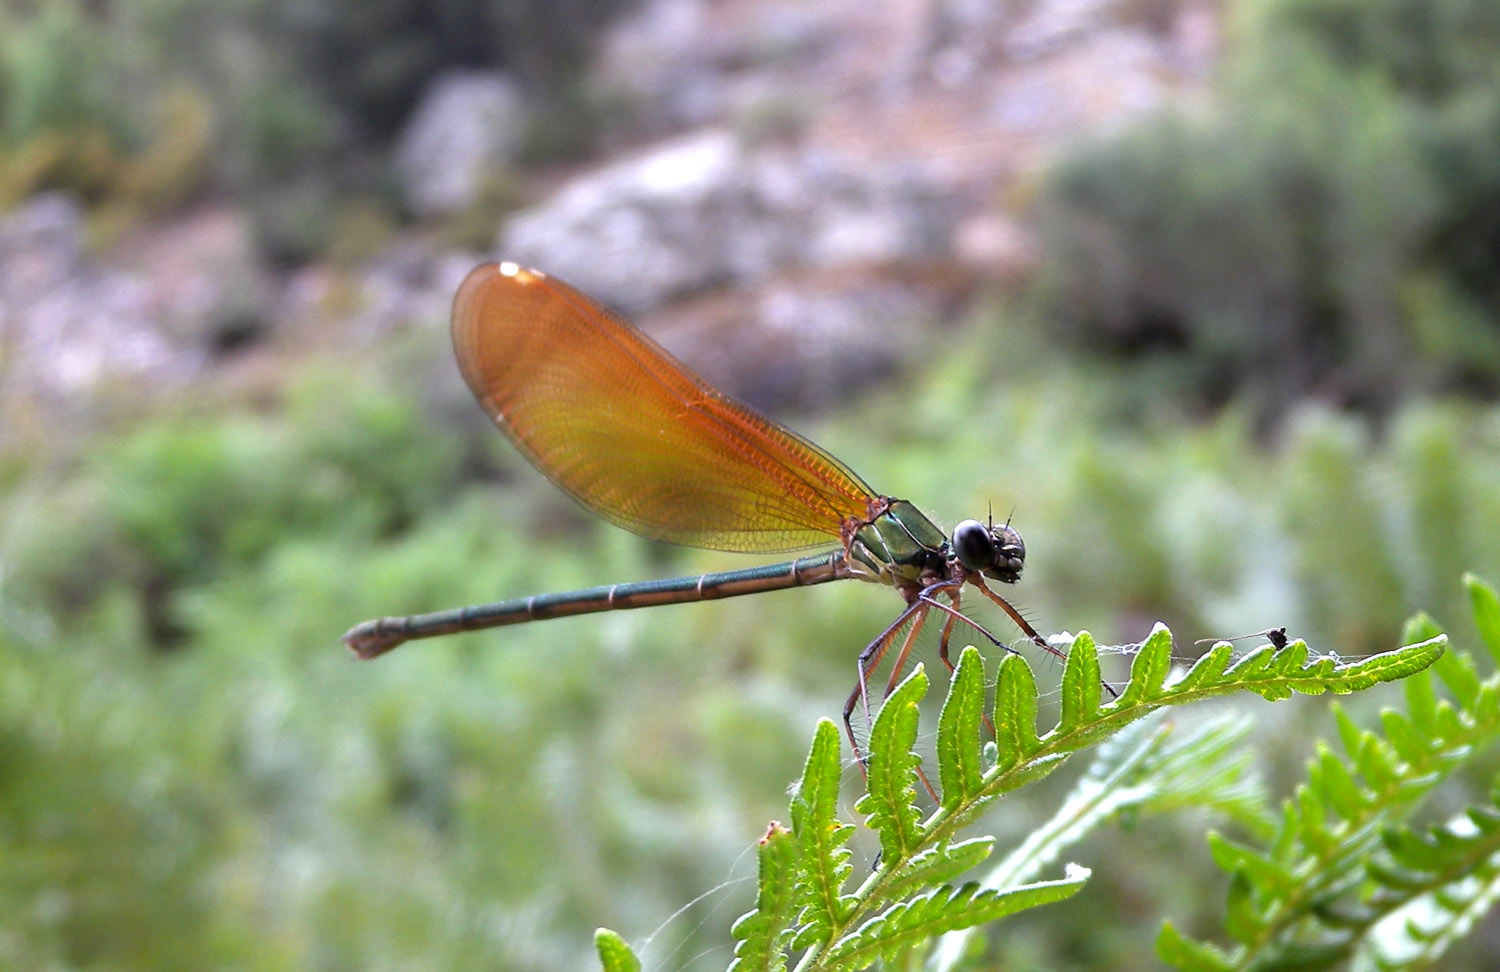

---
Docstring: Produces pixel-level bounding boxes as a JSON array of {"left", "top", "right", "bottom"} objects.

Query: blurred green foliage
[
  {"left": 0, "top": 3, "right": 212, "bottom": 212},
  {"left": 1158, "top": 591, "right": 1500, "bottom": 971},
  {"left": 1033, "top": 0, "right": 1500, "bottom": 415}
]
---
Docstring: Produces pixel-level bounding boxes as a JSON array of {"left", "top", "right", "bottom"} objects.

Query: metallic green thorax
[{"left": 848, "top": 499, "right": 950, "bottom": 585}]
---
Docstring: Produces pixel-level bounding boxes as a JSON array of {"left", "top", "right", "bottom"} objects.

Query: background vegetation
[
  {"left": 1034, "top": 0, "right": 1500, "bottom": 415},
  {"left": 4, "top": 0, "right": 1500, "bottom": 970},
  {"left": 0, "top": 0, "right": 626, "bottom": 255}
]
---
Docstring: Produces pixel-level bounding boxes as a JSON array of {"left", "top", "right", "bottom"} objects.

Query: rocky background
[{"left": 0, "top": 0, "right": 1217, "bottom": 424}]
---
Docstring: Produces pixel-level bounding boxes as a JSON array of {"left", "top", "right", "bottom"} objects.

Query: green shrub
[
  {"left": 0, "top": 4, "right": 215, "bottom": 211},
  {"left": 1031, "top": 0, "right": 1500, "bottom": 413},
  {"left": 1253, "top": 0, "right": 1500, "bottom": 100},
  {"left": 1, "top": 367, "right": 462, "bottom": 649}
]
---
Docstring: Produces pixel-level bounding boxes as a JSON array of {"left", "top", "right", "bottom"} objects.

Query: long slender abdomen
[{"left": 344, "top": 550, "right": 853, "bottom": 659}]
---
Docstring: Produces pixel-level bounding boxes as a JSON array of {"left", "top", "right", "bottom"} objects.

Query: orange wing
[{"left": 451, "top": 262, "right": 877, "bottom": 553}]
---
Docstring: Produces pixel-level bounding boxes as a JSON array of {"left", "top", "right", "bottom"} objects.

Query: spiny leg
[
  {"left": 871, "top": 580, "right": 1004, "bottom": 803},
  {"left": 919, "top": 590, "right": 1009, "bottom": 655},
  {"left": 881, "top": 604, "right": 934, "bottom": 699},
  {"left": 878, "top": 581, "right": 1012, "bottom": 720},
  {"left": 936, "top": 587, "right": 962, "bottom": 674},
  {"left": 859, "top": 582, "right": 1008, "bottom": 793},
  {"left": 968, "top": 573, "right": 1121, "bottom": 700},
  {"left": 896, "top": 578, "right": 1014, "bottom": 658},
  {"left": 847, "top": 579, "right": 976, "bottom": 743},
  {"left": 879, "top": 580, "right": 969, "bottom": 698},
  {"left": 932, "top": 586, "right": 1001, "bottom": 745},
  {"left": 967, "top": 573, "right": 1064, "bottom": 659},
  {"left": 870, "top": 598, "right": 949, "bottom": 804},
  {"left": 843, "top": 598, "right": 931, "bottom": 771},
  {"left": 873, "top": 607, "right": 940, "bottom": 803}
]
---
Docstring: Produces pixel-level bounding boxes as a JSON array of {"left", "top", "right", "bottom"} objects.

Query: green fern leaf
[
  {"left": 1175, "top": 641, "right": 1236, "bottom": 693},
  {"left": 1309, "top": 743, "right": 1369, "bottom": 821},
  {"left": 729, "top": 822, "right": 799, "bottom": 972},
  {"left": 1331, "top": 636, "right": 1448, "bottom": 691},
  {"left": 1354, "top": 728, "right": 1403, "bottom": 795},
  {"left": 595, "top": 929, "right": 641, "bottom": 972},
  {"left": 855, "top": 667, "right": 928, "bottom": 864},
  {"left": 1160, "top": 578, "right": 1500, "bottom": 972},
  {"left": 709, "top": 618, "right": 1442, "bottom": 972},
  {"left": 1222, "top": 870, "right": 1263, "bottom": 945},
  {"left": 1366, "top": 858, "right": 1435, "bottom": 892},
  {"left": 1134, "top": 718, "right": 1271, "bottom": 831},
  {"left": 881, "top": 838, "right": 994, "bottom": 902},
  {"left": 1223, "top": 643, "right": 1281, "bottom": 688},
  {"left": 1058, "top": 631, "right": 1103, "bottom": 732},
  {"left": 1156, "top": 922, "right": 1235, "bottom": 972},
  {"left": 1377, "top": 708, "right": 1426, "bottom": 766},
  {"left": 1116, "top": 623, "right": 1174, "bottom": 704},
  {"left": 789, "top": 720, "right": 855, "bottom": 947},
  {"left": 821, "top": 867, "right": 1089, "bottom": 971},
  {"left": 992, "top": 653, "right": 1040, "bottom": 771},
  {"left": 1432, "top": 642, "right": 1481, "bottom": 706},
  {"left": 1360, "top": 785, "right": 1500, "bottom": 969},
  {"left": 930, "top": 715, "right": 1267, "bottom": 972},
  {"left": 1207, "top": 832, "right": 1292, "bottom": 895},
  {"left": 1380, "top": 797, "right": 1500, "bottom": 874},
  {"left": 1467, "top": 573, "right": 1500, "bottom": 664},
  {"left": 937, "top": 647, "right": 986, "bottom": 808}
]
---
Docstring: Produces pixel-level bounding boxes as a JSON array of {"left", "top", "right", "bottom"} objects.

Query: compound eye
[
  {"left": 952, "top": 519, "right": 997, "bottom": 571},
  {"left": 994, "top": 524, "right": 1025, "bottom": 566}
]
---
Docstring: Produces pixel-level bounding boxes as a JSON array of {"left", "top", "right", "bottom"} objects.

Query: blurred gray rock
[
  {"left": 630, "top": 274, "right": 954, "bottom": 416},
  {"left": 597, "top": 0, "right": 840, "bottom": 135},
  {"left": 395, "top": 71, "right": 526, "bottom": 217},
  {"left": 1006, "top": 0, "right": 1113, "bottom": 60},
  {"left": 990, "top": 28, "right": 1166, "bottom": 137},
  {"left": 124, "top": 208, "right": 274, "bottom": 356},
  {"left": 0, "top": 194, "right": 181, "bottom": 401},
  {"left": 738, "top": 280, "right": 941, "bottom": 410},
  {"left": 598, "top": 0, "right": 727, "bottom": 132},
  {"left": 0, "top": 197, "right": 282, "bottom": 405},
  {"left": 350, "top": 244, "right": 481, "bottom": 339},
  {"left": 0, "top": 192, "right": 83, "bottom": 294},
  {"left": 500, "top": 131, "right": 957, "bottom": 313}
]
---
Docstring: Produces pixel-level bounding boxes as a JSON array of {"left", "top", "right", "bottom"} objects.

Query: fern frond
[
  {"left": 928, "top": 627, "right": 1439, "bottom": 857},
  {"left": 936, "top": 647, "right": 986, "bottom": 809},
  {"left": 595, "top": 928, "right": 641, "bottom": 972},
  {"left": 1161, "top": 576, "right": 1500, "bottom": 972},
  {"left": 789, "top": 720, "right": 856, "bottom": 949},
  {"left": 819, "top": 866, "right": 1090, "bottom": 972},
  {"left": 930, "top": 713, "right": 1267, "bottom": 972},
  {"left": 1466, "top": 572, "right": 1500, "bottom": 664},
  {"left": 729, "top": 822, "right": 800, "bottom": 972},
  {"left": 1058, "top": 625, "right": 1105, "bottom": 732},
  {"left": 1357, "top": 783, "right": 1500, "bottom": 970},
  {"left": 879, "top": 837, "right": 994, "bottom": 902},
  {"left": 1157, "top": 921, "right": 1235, "bottom": 972},
  {"left": 854, "top": 665, "right": 927, "bottom": 864},
  {"left": 727, "top": 624, "right": 1435, "bottom": 972},
  {"left": 992, "top": 651, "right": 1042, "bottom": 770}
]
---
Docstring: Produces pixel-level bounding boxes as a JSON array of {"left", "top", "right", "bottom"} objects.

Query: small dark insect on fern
[
  {"left": 1159, "top": 574, "right": 1500, "bottom": 972},
  {"left": 593, "top": 616, "right": 1442, "bottom": 972}
]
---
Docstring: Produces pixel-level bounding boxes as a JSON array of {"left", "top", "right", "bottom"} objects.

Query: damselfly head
[{"left": 952, "top": 519, "right": 1026, "bottom": 584}]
